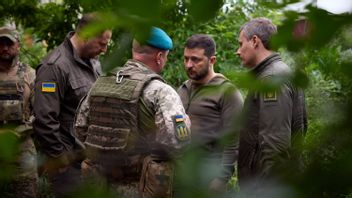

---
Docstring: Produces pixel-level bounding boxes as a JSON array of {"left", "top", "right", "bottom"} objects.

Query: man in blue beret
[{"left": 74, "top": 27, "right": 191, "bottom": 197}]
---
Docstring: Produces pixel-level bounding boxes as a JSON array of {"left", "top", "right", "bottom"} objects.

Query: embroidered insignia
[
  {"left": 263, "top": 91, "right": 277, "bottom": 102},
  {"left": 173, "top": 115, "right": 190, "bottom": 142},
  {"left": 42, "top": 82, "right": 56, "bottom": 93}
]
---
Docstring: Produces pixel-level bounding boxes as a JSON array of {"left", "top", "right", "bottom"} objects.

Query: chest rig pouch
[
  {"left": 0, "top": 63, "right": 26, "bottom": 122},
  {"left": 85, "top": 64, "right": 163, "bottom": 153}
]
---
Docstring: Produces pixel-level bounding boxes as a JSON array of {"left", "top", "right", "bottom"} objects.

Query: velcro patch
[
  {"left": 42, "top": 82, "right": 56, "bottom": 93},
  {"left": 263, "top": 91, "right": 277, "bottom": 102},
  {"left": 173, "top": 115, "right": 190, "bottom": 142}
]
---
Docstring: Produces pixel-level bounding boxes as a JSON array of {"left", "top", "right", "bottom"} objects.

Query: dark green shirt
[{"left": 238, "top": 53, "right": 307, "bottom": 187}]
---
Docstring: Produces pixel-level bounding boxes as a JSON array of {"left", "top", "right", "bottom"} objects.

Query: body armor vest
[
  {"left": 85, "top": 63, "right": 163, "bottom": 153},
  {"left": 0, "top": 62, "right": 26, "bottom": 122}
]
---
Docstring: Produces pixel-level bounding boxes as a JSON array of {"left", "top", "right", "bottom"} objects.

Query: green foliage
[
  {"left": 0, "top": 130, "right": 19, "bottom": 181},
  {"left": 19, "top": 30, "right": 48, "bottom": 68},
  {"left": 2, "top": 0, "right": 352, "bottom": 197}
]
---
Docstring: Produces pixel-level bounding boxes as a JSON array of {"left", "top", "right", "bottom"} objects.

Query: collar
[
  {"left": 185, "top": 73, "right": 228, "bottom": 90},
  {"left": 125, "top": 59, "right": 156, "bottom": 73},
  {"left": 251, "top": 53, "right": 281, "bottom": 76},
  {"left": 64, "top": 32, "right": 92, "bottom": 68}
]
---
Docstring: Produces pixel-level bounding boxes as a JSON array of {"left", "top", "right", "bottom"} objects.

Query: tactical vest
[
  {"left": 0, "top": 62, "right": 27, "bottom": 122},
  {"left": 85, "top": 63, "right": 163, "bottom": 153}
]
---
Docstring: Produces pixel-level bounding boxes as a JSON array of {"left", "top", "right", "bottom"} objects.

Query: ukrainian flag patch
[
  {"left": 175, "top": 115, "right": 184, "bottom": 123},
  {"left": 42, "top": 82, "right": 56, "bottom": 93},
  {"left": 173, "top": 115, "right": 190, "bottom": 142}
]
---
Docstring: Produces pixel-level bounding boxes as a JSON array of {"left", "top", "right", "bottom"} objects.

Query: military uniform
[
  {"left": 33, "top": 32, "right": 100, "bottom": 197},
  {"left": 178, "top": 74, "right": 243, "bottom": 181},
  {"left": 238, "top": 53, "right": 307, "bottom": 189},
  {"left": 0, "top": 57, "right": 37, "bottom": 198},
  {"left": 177, "top": 74, "right": 243, "bottom": 194},
  {"left": 75, "top": 59, "right": 191, "bottom": 197}
]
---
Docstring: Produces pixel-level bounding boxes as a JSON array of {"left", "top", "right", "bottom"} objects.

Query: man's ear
[
  {"left": 252, "top": 35, "right": 260, "bottom": 48},
  {"left": 156, "top": 51, "right": 163, "bottom": 65},
  {"left": 209, "top": 55, "right": 216, "bottom": 65}
]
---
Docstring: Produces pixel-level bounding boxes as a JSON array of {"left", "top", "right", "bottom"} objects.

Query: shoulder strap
[{"left": 16, "top": 62, "right": 28, "bottom": 94}]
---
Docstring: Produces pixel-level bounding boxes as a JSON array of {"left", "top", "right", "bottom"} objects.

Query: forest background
[{"left": 1, "top": 0, "right": 352, "bottom": 197}]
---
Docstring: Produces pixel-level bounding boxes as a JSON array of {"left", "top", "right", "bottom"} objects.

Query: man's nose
[
  {"left": 100, "top": 45, "right": 108, "bottom": 53},
  {"left": 236, "top": 48, "right": 240, "bottom": 56},
  {"left": 1, "top": 45, "right": 9, "bottom": 51},
  {"left": 184, "top": 60, "right": 193, "bottom": 68}
]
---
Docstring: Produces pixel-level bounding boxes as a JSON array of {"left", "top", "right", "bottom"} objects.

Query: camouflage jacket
[{"left": 75, "top": 59, "right": 191, "bottom": 158}]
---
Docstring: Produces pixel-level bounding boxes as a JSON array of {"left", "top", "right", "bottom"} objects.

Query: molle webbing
[
  {"left": 0, "top": 62, "right": 27, "bottom": 121},
  {"left": 85, "top": 65, "right": 162, "bottom": 151},
  {"left": 0, "top": 81, "right": 19, "bottom": 96},
  {"left": 85, "top": 124, "right": 130, "bottom": 150},
  {"left": 89, "top": 95, "right": 138, "bottom": 128}
]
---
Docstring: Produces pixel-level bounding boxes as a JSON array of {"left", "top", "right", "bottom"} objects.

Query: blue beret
[{"left": 146, "top": 27, "right": 173, "bottom": 50}]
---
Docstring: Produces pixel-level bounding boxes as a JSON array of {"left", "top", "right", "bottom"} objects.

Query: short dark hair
[
  {"left": 185, "top": 34, "right": 216, "bottom": 57},
  {"left": 240, "top": 17, "right": 277, "bottom": 50},
  {"left": 76, "top": 13, "right": 99, "bottom": 33}
]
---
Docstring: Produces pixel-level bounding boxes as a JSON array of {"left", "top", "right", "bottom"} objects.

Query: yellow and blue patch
[
  {"left": 175, "top": 115, "right": 184, "bottom": 123},
  {"left": 173, "top": 115, "right": 190, "bottom": 142},
  {"left": 42, "top": 82, "right": 56, "bottom": 93}
]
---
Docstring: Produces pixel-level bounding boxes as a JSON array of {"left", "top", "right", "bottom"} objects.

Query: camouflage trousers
[
  {"left": 81, "top": 159, "right": 140, "bottom": 197},
  {"left": 81, "top": 156, "right": 174, "bottom": 198},
  {"left": 0, "top": 136, "right": 38, "bottom": 198},
  {"left": 111, "top": 182, "right": 140, "bottom": 197}
]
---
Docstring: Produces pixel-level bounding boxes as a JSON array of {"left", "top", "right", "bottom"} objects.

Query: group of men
[{"left": 0, "top": 13, "right": 307, "bottom": 198}]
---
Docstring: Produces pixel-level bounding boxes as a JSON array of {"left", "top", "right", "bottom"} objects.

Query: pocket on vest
[{"left": 85, "top": 124, "right": 130, "bottom": 151}]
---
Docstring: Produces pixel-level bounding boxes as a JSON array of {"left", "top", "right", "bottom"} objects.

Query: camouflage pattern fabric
[
  {"left": 75, "top": 60, "right": 191, "bottom": 150},
  {"left": 81, "top": 159, "right": 140, "bottom": 197},
  {"left": 0, "top": 60, "right": 37, "bottom": 197},
  {"left": 75, "top": 60, "right": 190, "bottom": 197},
  {"left": 139, "top": 156, "right": 173, "bottom": 198},
  {"left": 111, "top": 182, "right": 140, "bottom": 197},
  {"left": 142, "top": 79, "right": 191, "bottom": 149},
  {"left": 1, "top": 136, "right": 38, "bottom": 198}
]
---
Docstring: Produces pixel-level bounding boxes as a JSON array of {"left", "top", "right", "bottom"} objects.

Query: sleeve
[
  {"left": 219, "top": 83, "right": 244, "bottom": 181},
  {"left": 73, "top": 94, "right": 90, "bottom": 143},
  {"left": 258, "top": 84, "right": 293, "bottom": 177},
  {"left": 33, "top": 64, "right": 66, "bottom": 158},
  {"left": 143, "top": 80, "right": 191, "bottom": 155},
  {"left": 23, "top": 66, "right": 36, "bottom": 123}
]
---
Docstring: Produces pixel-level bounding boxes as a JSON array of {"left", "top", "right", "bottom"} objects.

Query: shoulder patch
[
  {"left": 173, "top": 115, "right": 190, "bottom": 142},
  {"left": 42, "top": 82, "right": 56, "bottom": 93},
  {"left": 263, "top": 91, "right": 277, "bottom": 102}
]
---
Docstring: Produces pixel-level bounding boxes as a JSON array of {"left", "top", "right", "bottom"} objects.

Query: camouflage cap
[{"left": 0, "top": 26, "right": 19, "bottom": 42}]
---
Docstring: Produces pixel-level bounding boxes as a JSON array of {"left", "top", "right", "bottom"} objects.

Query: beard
[
  {"left": 187, "top": 63, "right": 210, "bottom": 81},
  {"left": 0, "top": 52, "right": 17, "bottom": 62}
]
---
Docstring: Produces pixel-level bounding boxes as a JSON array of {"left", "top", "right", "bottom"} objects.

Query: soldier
[
  {"left": 74, "top": 27, "right": 190, "bottom": 197},
  {"left": 236, "top": 18, "right": 307, "bottom": 193},
  {"left": 0, "top": 26, "right": 37, "bottom": 197},
  {"left": 177, "top": 34, "right": 243, "bottom": 193},
  {"left": 33, "top": 13, "right": 112, "bottom": 197}
]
